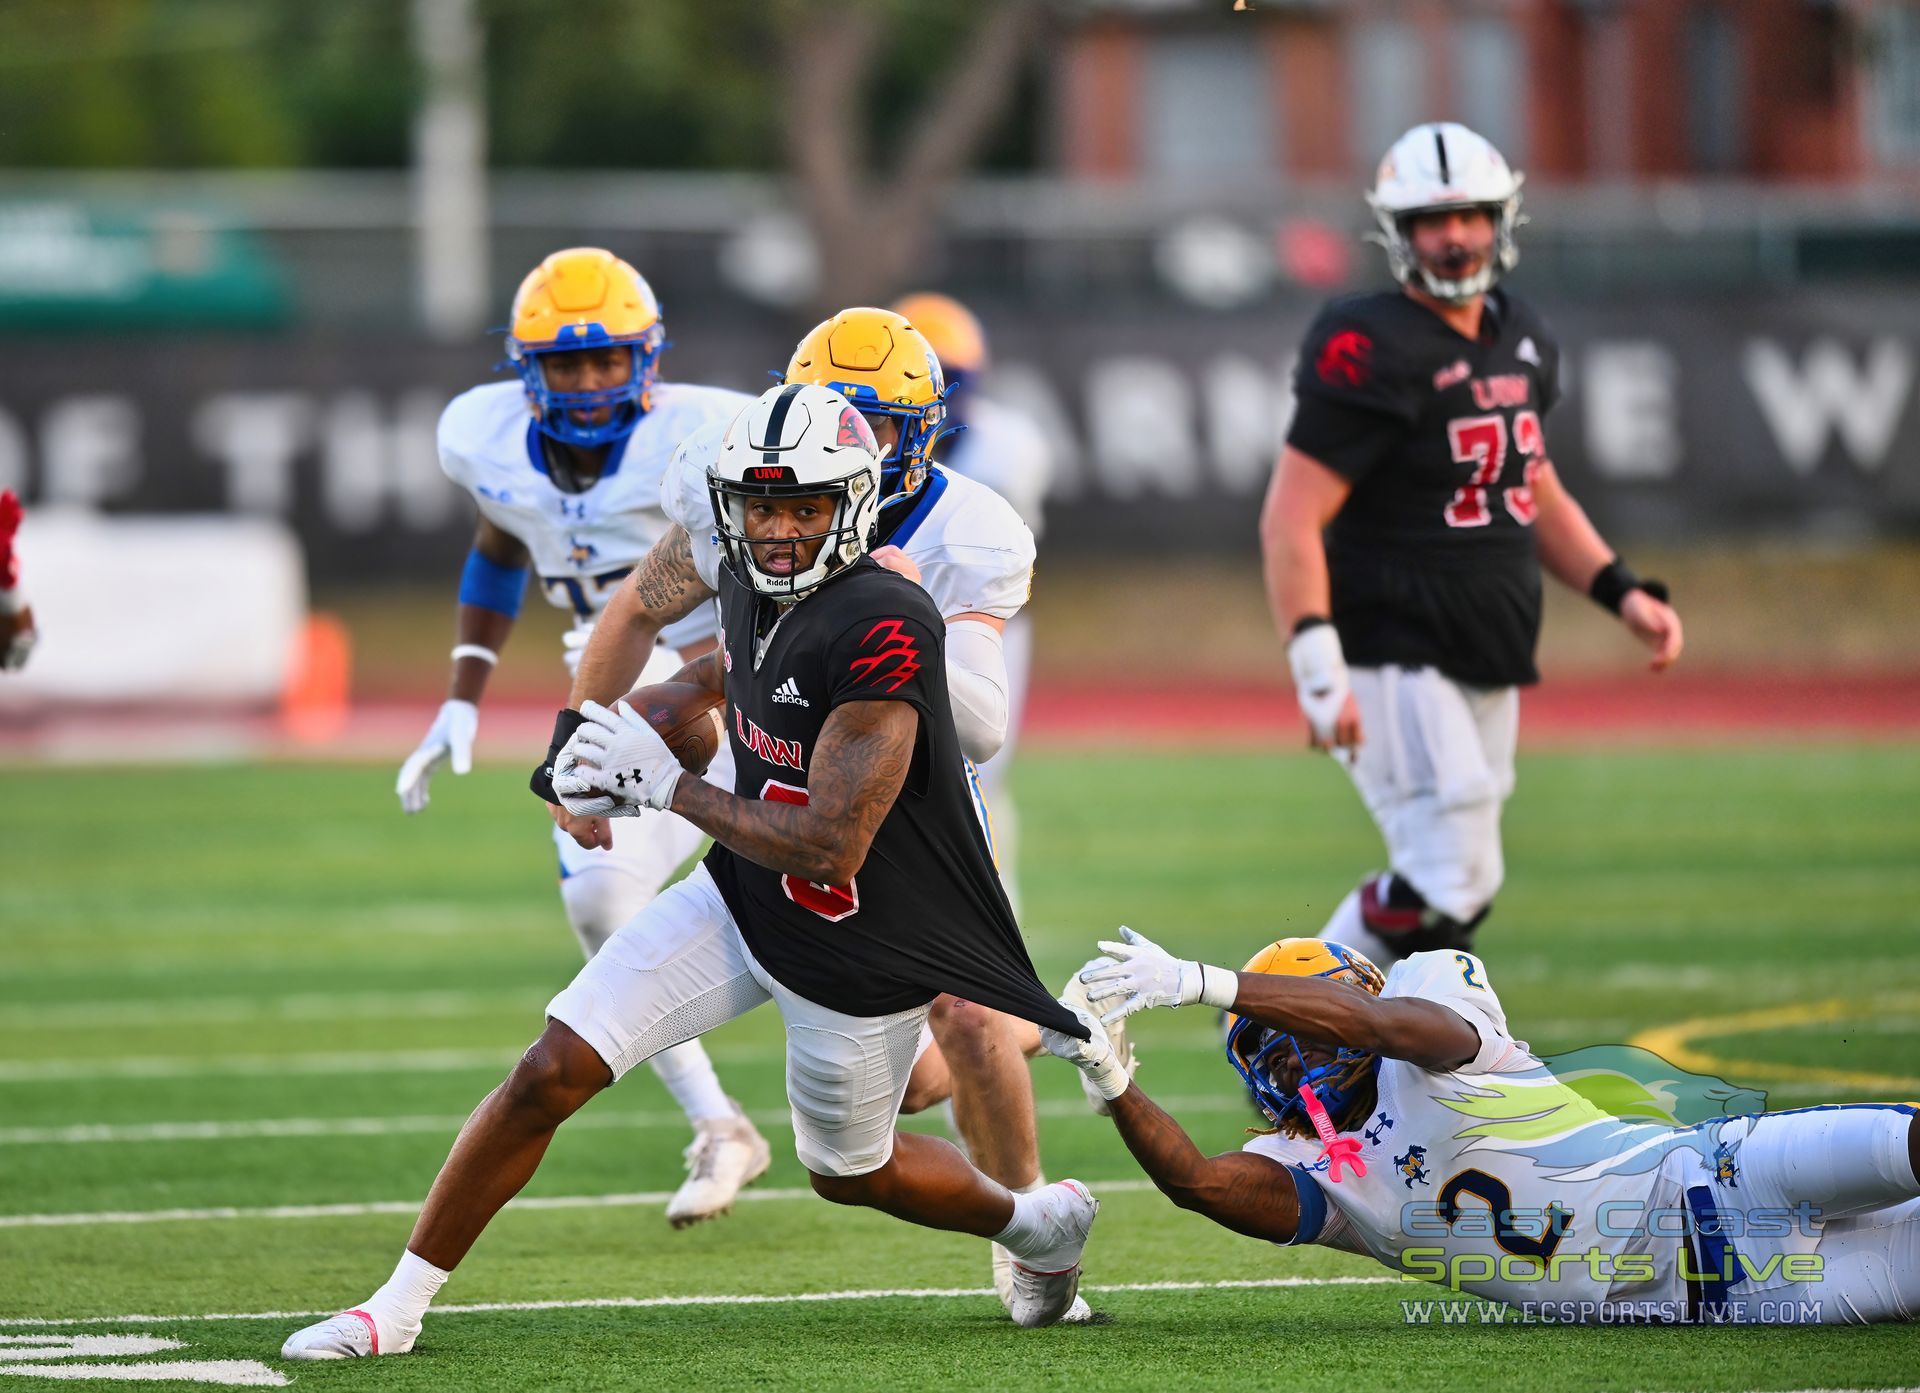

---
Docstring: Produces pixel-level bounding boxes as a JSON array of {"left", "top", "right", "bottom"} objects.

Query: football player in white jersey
[
  {"left": 889, "top": 294, "right": 1051, "bottom": 911},
  {"left": 552, "top": 307, "right": 1088, "bottom": 1319},
  {"left": 1048, "top": 932, "right": 1920, "bottom": 1324},
  {"left": 394, "top": 247, "right": 771, "bottom": 1225}
]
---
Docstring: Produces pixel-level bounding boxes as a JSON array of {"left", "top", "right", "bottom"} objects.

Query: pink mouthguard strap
[{"left": 1298, "top": 1081, "right": 1366, "bottom": 1182}]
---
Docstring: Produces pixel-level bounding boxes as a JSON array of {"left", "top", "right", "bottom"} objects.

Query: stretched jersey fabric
[
  {"left": 438, "top": 379, "right": 751, "bottom": 650},
  {"left": 1246, "top": 951, "right": 1711, "bottom": 1316},
  {"left": 702, "top": 557, "right": 1080, "bottom": 1036},
  {"left": 1285, "top": 289, "right": 1562, "bottom": 687},
  {"left": 663, "top": 425, "right": 1035, "bottom": 623}
]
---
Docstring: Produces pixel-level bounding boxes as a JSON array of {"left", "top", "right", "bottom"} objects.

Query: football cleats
[
  {"left": 1225, "top": 937, "right": 1386, "bottom": 1138},
  {"left": 708, "top": 383, "right": 884, "bottom": 599},
  {"left": 507, "top": 248, "right": 666, "bottom": 448},
  {"left": 1366, "top": 122, "right": 1524, "bottom": 303},
  {"left": 785, "top": 308, "right": 949, "bottom": 508}
]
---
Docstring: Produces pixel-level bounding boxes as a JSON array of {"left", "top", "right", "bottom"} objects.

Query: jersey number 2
[
  {"left": 1444, "top": 412, "right": 1544, "bottom": 528},
  {"left": 760, "top": 780, "right": 860, "bottom": 922}
]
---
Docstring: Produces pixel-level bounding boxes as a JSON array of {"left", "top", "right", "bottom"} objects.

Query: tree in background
[{"left": 777, "top": 0, "right": 1052, "bottom": 309}]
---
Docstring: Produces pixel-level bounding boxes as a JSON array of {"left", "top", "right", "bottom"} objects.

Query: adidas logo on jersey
[{"left": 771, "top": 677, "right": 809, "bottom": 707}]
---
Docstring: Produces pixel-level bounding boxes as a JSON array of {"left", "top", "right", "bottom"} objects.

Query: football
[{"left": 623, "top": 680, "right": 726, "bottom": 775}]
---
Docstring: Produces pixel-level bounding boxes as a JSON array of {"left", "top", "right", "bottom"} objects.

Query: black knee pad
[{"left": 1358, "top": 873, "right": 1489, "bottom": 955}]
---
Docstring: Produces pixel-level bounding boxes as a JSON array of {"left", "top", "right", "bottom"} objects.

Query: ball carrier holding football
[
  {"left": 1261, "top": 123, "right": 1684, "bottom": 966},
  {"left": 281, "top": 384, "right": 1098, "bottom": 1360},
  {"left": 555, "top": 308, "right": 1081, "bottom": 1318}
]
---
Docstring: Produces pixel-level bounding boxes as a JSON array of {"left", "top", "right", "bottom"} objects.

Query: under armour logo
[{"left": 1364, "top": 1112, "right": 1395, "bottom": 1145}]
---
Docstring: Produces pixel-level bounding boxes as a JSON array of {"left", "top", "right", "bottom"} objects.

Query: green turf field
[{"left": 1, "top": 746, "right": 1917, "bottom": 1390}]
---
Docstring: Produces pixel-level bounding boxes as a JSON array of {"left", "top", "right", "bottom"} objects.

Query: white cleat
[
  {"left": 1060, "top": 968, "right": 1137, "bottom": 1117},
  {"left": 996, "top": 1235, "right": 1094, "bottom": 1323},
  {"left": 666, "top": 1100, "right": 772, "bottom": 1229},
  {"left": 280, "top": 1308, "right": 416, "bottom": 1360},
  {"left": 1006, "top": 1179, "right": 1099, "bottom": 1328}
]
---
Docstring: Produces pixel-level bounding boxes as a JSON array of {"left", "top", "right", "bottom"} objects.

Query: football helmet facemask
[
  {"left": 785, "top": 308, "right": 949, "bottom": 511},
  {"left": 709, "top": 383, "right": 884, "bottom": 600},
  {"left": 1367, "top": 122, "right": 1524, "bottom": 304},
  {"left": 1225, "top": 938, "right": 1387, "bottom": 1137},
  {"left": 508, "top": 247, "right": 666, "bottom": 449}
]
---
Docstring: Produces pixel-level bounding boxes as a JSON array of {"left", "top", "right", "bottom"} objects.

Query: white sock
[
  {"left": 1320, "top": 887, "right": 1399, "bottom": 965},
  {"left": 362, "top": 1250, "right": 448, "bottom": 1338},
  {"left": 649, "top": 1040, "right": 735, "bottom": 1124},
  {"left": 993, "top": 1183, "right": 1080, "bottom": 1270}
]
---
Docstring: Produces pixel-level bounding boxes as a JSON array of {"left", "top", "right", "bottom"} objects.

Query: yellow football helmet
[
  {"left": 1226, "top": 938, "right": 1385, "bottom": 1135},
  {"left": 507, "top": 247, "right": 665, "bottom": 448},
  {"left": 786, "top": 308, "right": 948, "bottom": 501},
  {"left": 891, "top": 293, "right": 988, "bottom": 378}
]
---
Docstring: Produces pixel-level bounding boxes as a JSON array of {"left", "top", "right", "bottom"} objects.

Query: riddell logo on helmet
[{"left": 1316, "top": 331, "right": 1373, "bottom": 388}]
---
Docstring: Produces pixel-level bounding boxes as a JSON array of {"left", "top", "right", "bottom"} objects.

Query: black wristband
[
  {"left": 530, "top": 707, "right": 587, "bottom": 803},
  {"left": 1291, "top": 615, "right": 1332, "bottom": 637},
  {"left": 1588, "top": 559, "right": 1662, "bottom": 616}
]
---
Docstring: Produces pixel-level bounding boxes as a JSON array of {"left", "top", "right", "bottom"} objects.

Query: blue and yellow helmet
[
  {"left": 507, "top": 248, "right": 666, "bottom": 449},
  {"left": 785, "top": 308, "right": 949, "bottom": 509},
  {"left": 1226, "top": 938, "right": 1386, "bottom": 1136}
]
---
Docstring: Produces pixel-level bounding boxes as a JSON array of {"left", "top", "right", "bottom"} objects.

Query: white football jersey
[
  {"left": 438, "top": 380, "right": 751, "bottom": 650},
  {"left": 663, "top": 426, "right": 1036, "bottom": 622},
  {"left": 1246, "top": 951, "right": 1706, "bottom": 1314},
  {"left": 941, "top": 397, "right": 1052, "bottom": 540}
]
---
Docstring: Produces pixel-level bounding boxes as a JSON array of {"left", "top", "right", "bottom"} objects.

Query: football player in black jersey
[
  {"left": 281, "top": 385, "right": 1097, "bottom": 1362},
  {"left": 1258, "top": 122, "right": 1684, "bottom": 969}
]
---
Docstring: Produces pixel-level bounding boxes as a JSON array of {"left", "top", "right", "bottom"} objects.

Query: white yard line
[
  {"left": 0, "top": 1094, "right": 1250, "bottom": 1148},
  {"left": 0, "top": 1178, "right": 1170, "bottom": 1230},
  {"left": 0, "top": 1048, "right": 525, "bottom": 1083},
  {"left": 0, "top": 1275, "right": 1400, "bottom": 1328},
  {"left": 0, "top": 991, "right": 532, "bottom": 1032}
]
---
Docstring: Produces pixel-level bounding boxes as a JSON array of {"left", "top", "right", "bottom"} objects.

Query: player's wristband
[
  {"left": 1197, "top": 964, "right": 1239, "bottom": 1011},
  {"left": 1291, "top": 615, "right": 1332, "bottom": 637},
  {"left": 1588, "top": 559, "right": 1669, "bottom": 615},
  {"left": 451, "top": 643, "right": 499, "bottom": 666},
  {"left": 530, "top": 707, "right": 587, "bottom": 803}
]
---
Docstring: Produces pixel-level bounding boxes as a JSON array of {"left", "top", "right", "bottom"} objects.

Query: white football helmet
[
  {"left": 709, "top": 382, "right": 884, "bottom": 599},
  {"left": 1366, "top": 122, "right": 1524, "bottom": 303}
]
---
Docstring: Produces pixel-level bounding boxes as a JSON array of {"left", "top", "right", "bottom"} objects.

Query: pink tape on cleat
[{"left": 1298, "top": 1082, "right": 1366, "bottom": 1181}]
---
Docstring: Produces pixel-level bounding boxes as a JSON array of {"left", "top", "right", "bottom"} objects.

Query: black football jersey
[
  {"left": 1285, "top": 288, "right": 1562, "bottom": 687},
  {"left": 702, "top": 557, "right": 1083, "bottom": 1036}
]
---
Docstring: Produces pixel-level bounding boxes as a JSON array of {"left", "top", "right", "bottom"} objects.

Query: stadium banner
[{"left": 0, "top": 290, "right": 1915, "bottom": 579}]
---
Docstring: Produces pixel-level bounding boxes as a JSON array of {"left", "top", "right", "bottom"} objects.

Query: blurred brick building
[{"left": 1054, "top": 0, "right": 1920, "bottom": 185}]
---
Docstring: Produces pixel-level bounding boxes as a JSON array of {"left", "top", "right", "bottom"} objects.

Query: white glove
[
  {"left": 1286, "top": 622, "right": 1349, "bottom": 746},
  {"left": 1041, "top": 1003, "right": 1132, "bottom": 1103},
  {"left": 555, "top": 698, "right": 684, "bottom": 813},
  {"left": 562, "top": 623, "right": 593, "bottom": 678},
  {"left": 550, "top": 738, "right": 619, "bottom": 818},
  {"left": 1077, "top": 925, "right": 1238, "bottom": 1024},
  {"left": 395, "top": 699, "right": 478, "bottom": 814}
]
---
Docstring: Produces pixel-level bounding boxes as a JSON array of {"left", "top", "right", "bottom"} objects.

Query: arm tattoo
[
  {"left": 1107, "top": 1088, "right": 1301, "bottom": 1243},
  {"left": 671, "top": 699, "right": 915, "bottom": 885},
  {"left": 628, "top": 526, "right": 711, "bottom": 622}
]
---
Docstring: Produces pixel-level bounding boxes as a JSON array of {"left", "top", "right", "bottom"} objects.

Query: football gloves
[
  {"left": 1286, "top": 621, "right": 1350, "bottom": 747},
  {"left": 1041, "top": 1003, "right": 1132, "bottom": 1103},
  {"left": 395, "top": 699, "right": 478, "bottom": 814},
  {"left": 554, "top": 698, "right": 683, "bottom": 814},
  {"left": 1078, "top": 925, "right": 1238, "bottom": 1024}
]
